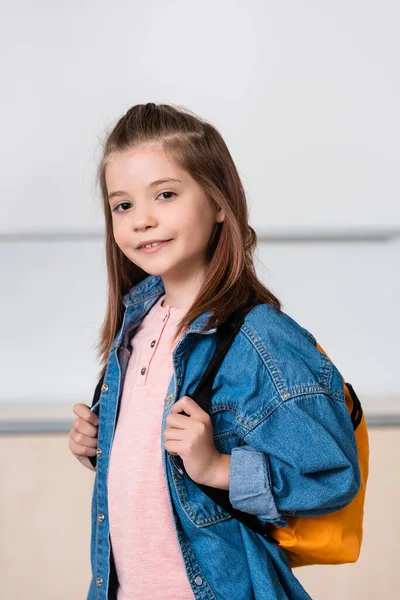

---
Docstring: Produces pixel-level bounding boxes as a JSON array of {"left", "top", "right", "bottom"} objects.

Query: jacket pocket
[
  {"left": 169, "top": 403, "right": 239, "bottom": 527},
  {"left": 170, "top": 452, "right": 233, "bottom": 527}
]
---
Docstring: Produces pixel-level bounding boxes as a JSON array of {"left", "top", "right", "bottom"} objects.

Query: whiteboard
[{"left": 1, "top": 0, "right": 399, "bottom": 233}]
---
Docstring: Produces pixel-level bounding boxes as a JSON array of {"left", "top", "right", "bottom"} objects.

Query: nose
[{"left": 131, "top": 206, "right": 158, "bottom": 232}]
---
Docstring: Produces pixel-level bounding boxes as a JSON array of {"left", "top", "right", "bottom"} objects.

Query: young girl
[{"left": 69, "top": 102, "right": 360, "bottom": 600}]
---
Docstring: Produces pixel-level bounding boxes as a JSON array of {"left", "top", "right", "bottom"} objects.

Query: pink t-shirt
[{"left": 108, "top": 293, "right": 195, "bottom": 599}]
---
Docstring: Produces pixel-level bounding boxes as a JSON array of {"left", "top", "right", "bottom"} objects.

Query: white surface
[
  {"left": 256, "top": 237, "right": 400, "bottom": 400},
  {"left": 1, "top": 240, "right": 107, "bottom": 404},
  {"left": 1, "top": 238, "right": 399, "bottom": 413},
  {"left": 1, "top": 1, "right": 399, "bottom": 231}
]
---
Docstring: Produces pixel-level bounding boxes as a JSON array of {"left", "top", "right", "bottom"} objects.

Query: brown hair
[{"left": 94, "top": 102, "right": 282, "bottom": 380}]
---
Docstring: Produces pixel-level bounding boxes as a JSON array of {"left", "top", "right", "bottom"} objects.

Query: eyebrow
[{"left": 108, "top": 178, "right": 182, "bottom": 201}]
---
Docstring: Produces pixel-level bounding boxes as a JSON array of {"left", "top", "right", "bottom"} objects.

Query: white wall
[
  {"left": 1, "top": 1, "right": 399, "bottom": 232},
  {"left": 1, "top": 237, "right": 399, "bottom": 411},
  {"left": 1, "top": 1, "right": 399, "bottom": 413}
]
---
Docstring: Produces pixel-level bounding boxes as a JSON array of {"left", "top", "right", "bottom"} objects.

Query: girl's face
[{"left": 105, "top": 144, "right": 225, "bottom": 282}]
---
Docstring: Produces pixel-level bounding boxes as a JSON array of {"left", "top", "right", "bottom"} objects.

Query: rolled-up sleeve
[
  {"left": 229, "top": 445, "right": 287, "bottom": 526},
  {"left": 229, "top": 393, "right": 361, "bottom": 528}
]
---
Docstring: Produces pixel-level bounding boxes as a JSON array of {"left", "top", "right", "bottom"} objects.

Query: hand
[
  {"left": 68, "top": 403, "right": 99, "bottom": 471},
  {"left": 164, "top": 395, "right": 220, "bottom": 485}
]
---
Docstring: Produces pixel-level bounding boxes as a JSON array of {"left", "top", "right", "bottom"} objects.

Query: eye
[
  {"left": 112, "top": 191, "right": 176, "bottom": 213},
  {"left": 157, "top": 191, "right": 176, "bottom": 200},
  {"left": 112, "top": 202, "right": 131, "bottom": 213}
]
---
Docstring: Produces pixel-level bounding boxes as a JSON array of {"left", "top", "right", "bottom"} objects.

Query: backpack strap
[
  {"left": 188, "top": 307, "right": 248, "bottom": 413},
  {"left": 345, "top": 382, "right": 363, "bottom": 430},
  {"left": 88, "top": 373, "right": 105, "bottom": 469},
  {"left": 179, "top": 306, "right": 279, "bottom": 544},
  {"left": 91, "top": 373, "right": 105, "bottom": 410}
]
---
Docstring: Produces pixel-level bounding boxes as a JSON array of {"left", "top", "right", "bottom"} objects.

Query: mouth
[{"left": 137, "top": 239, "right": 173, "bottom": 254}]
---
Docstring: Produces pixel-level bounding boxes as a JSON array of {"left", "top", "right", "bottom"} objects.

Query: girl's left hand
[{"left": 164, "top": 395, "right": 220, "bottom": 485}]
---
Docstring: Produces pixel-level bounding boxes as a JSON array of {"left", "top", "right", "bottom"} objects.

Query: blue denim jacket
[{"left": 87, "top": 274, "right": 360, "bottom": 600}]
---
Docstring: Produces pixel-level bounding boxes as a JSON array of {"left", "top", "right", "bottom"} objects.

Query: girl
[{"left": 69, "top": 103, "right": 360, "bottom": 600}]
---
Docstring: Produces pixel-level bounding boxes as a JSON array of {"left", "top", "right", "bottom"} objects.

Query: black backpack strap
[
  {"left": 190, "top": 309, "right": 247, "bottom": 412},
  {"left": 179, "top": 306, "right": 279, "bottom": 545},
  {"left": 345, "top": 382, "right": 363, "bottom": 431},
  {"left": 91, "top": 372, "right": 105, "bottom": 410},
  {"left": 88, "top": 372, "right": 105, "bottom": 470}
]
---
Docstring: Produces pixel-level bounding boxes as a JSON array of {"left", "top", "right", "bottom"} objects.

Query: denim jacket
[{"left": 87, "top": 274, "right": 360, "bottom": 600}]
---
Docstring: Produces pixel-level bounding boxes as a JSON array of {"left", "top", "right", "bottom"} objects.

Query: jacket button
[
  {"left": 150, "top": 340, "right": 156, "bottom": 347},
  {"left": 141, "top": 367, "right": 146, "bottom": 375},
  {"left": 96, "top": 577, "right": 103, "bottom": 587},
  {"left": 101, "top": 383, "right": 108, "bottom": 392},
  {"left": 98, "top": 513, "right": 105, "bottom": 523},
  {"left": 96, "top": 447, "right": 102, "bottom": 457},
  {"left": 165, "top": 394, "right": 174, "bottom": 402},
  {"left": 194, "top": 576, "right": 203, "bottom": 586}
]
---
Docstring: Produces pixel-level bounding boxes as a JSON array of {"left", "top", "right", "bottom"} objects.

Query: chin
[{"left": 135, "top": 262, "right": 173, "bottom": 277}]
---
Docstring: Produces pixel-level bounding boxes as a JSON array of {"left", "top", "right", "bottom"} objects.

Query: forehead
[{"left": 105, "top": 144, "right": 185, "bottom": 188}]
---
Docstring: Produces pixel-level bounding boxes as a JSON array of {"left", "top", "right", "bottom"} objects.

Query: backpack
[
  {"left": 90, "top": 305, "right": 369, "bottom": 567},
  {"left": 268, "top": 343, "right": 369, "bottom": 567}
]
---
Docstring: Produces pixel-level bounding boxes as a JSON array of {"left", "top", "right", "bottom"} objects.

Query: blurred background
[{"left": 1, "top": 1, "right": 399, "bottom": 598}]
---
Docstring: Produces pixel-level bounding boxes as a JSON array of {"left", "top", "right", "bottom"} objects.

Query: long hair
[{"left": 94, "top": 102, "right": 282, "bottom": 379}]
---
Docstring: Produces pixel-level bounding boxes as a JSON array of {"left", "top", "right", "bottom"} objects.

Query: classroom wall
[{"left": 0, "top": 426, "right": 398, "bottom": 600}]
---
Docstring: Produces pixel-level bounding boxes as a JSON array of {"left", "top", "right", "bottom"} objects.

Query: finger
[
  {"left": 171, "top": 396, "right": 197, "bottom": 416},
  {"left": 73, "top": 418, "right": 98, "bottom": 438},
  {"left": 72, "top": 403, "right": 100, "bottom": 427},
  {"left": 164, "top": 440, "right": 181, "bottom": 455},
  {"left": 166, "top": 413, "right": 189, "bottom": 429},
  {"left": 171, "top": 396, "right": 204, "bottom": 418},
  {"left": 164, "top": 429, "right": 184, "bottom": 442},
  {"left": 73, "top": 403, "right": 99, "bottom": 426},
  {"left": 71, "top": 429, "right": 98, "bottom": 448},
  {"left": 69, "top": 438, "right": 98, "bottom": 457}
]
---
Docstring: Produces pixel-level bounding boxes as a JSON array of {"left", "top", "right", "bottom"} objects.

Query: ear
[{"left": 216, "top": 206, "right": 225, "bottom": 223}]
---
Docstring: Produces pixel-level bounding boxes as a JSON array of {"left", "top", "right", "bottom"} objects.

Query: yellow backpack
[{"left": 267, "top": 343, "right": 370, "bottom": 567}]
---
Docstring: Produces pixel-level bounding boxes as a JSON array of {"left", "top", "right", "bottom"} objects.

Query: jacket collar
[
  {"left": 122, "top": 273, "right": 165, "bottom": 306},
  {"left": 122, "top": 274, "right": 216, "bottom": 334}
]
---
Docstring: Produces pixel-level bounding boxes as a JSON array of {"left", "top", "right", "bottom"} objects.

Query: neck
[{"left": 160, "top": 267, "right": 205, "bottom": 310}]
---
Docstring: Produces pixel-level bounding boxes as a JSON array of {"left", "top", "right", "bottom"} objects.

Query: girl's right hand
[{"left": 69, "top": 403, "right": 100, "bottom": 471}]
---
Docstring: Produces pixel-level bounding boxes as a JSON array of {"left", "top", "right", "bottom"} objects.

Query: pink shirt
[{"left": 108, "top": 293, "right": 195, "bottom": 599}]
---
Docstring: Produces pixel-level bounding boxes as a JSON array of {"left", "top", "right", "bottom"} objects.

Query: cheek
[
  {"left": 112, "top": 223, "right": 131, "bottom": 253},
  {"left": 112, "top": 225, "right": 124, "bottom": 246},
  {"left": 113, "top": 218, "right": 129, "bottom": 238},
  {"left": 179, "top": 211, "right": 214, "bottom": 246}
]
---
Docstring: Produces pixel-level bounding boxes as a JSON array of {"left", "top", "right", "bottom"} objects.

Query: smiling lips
[{"left": 137, "top": 239, "right": 173, "bottom": 254}]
